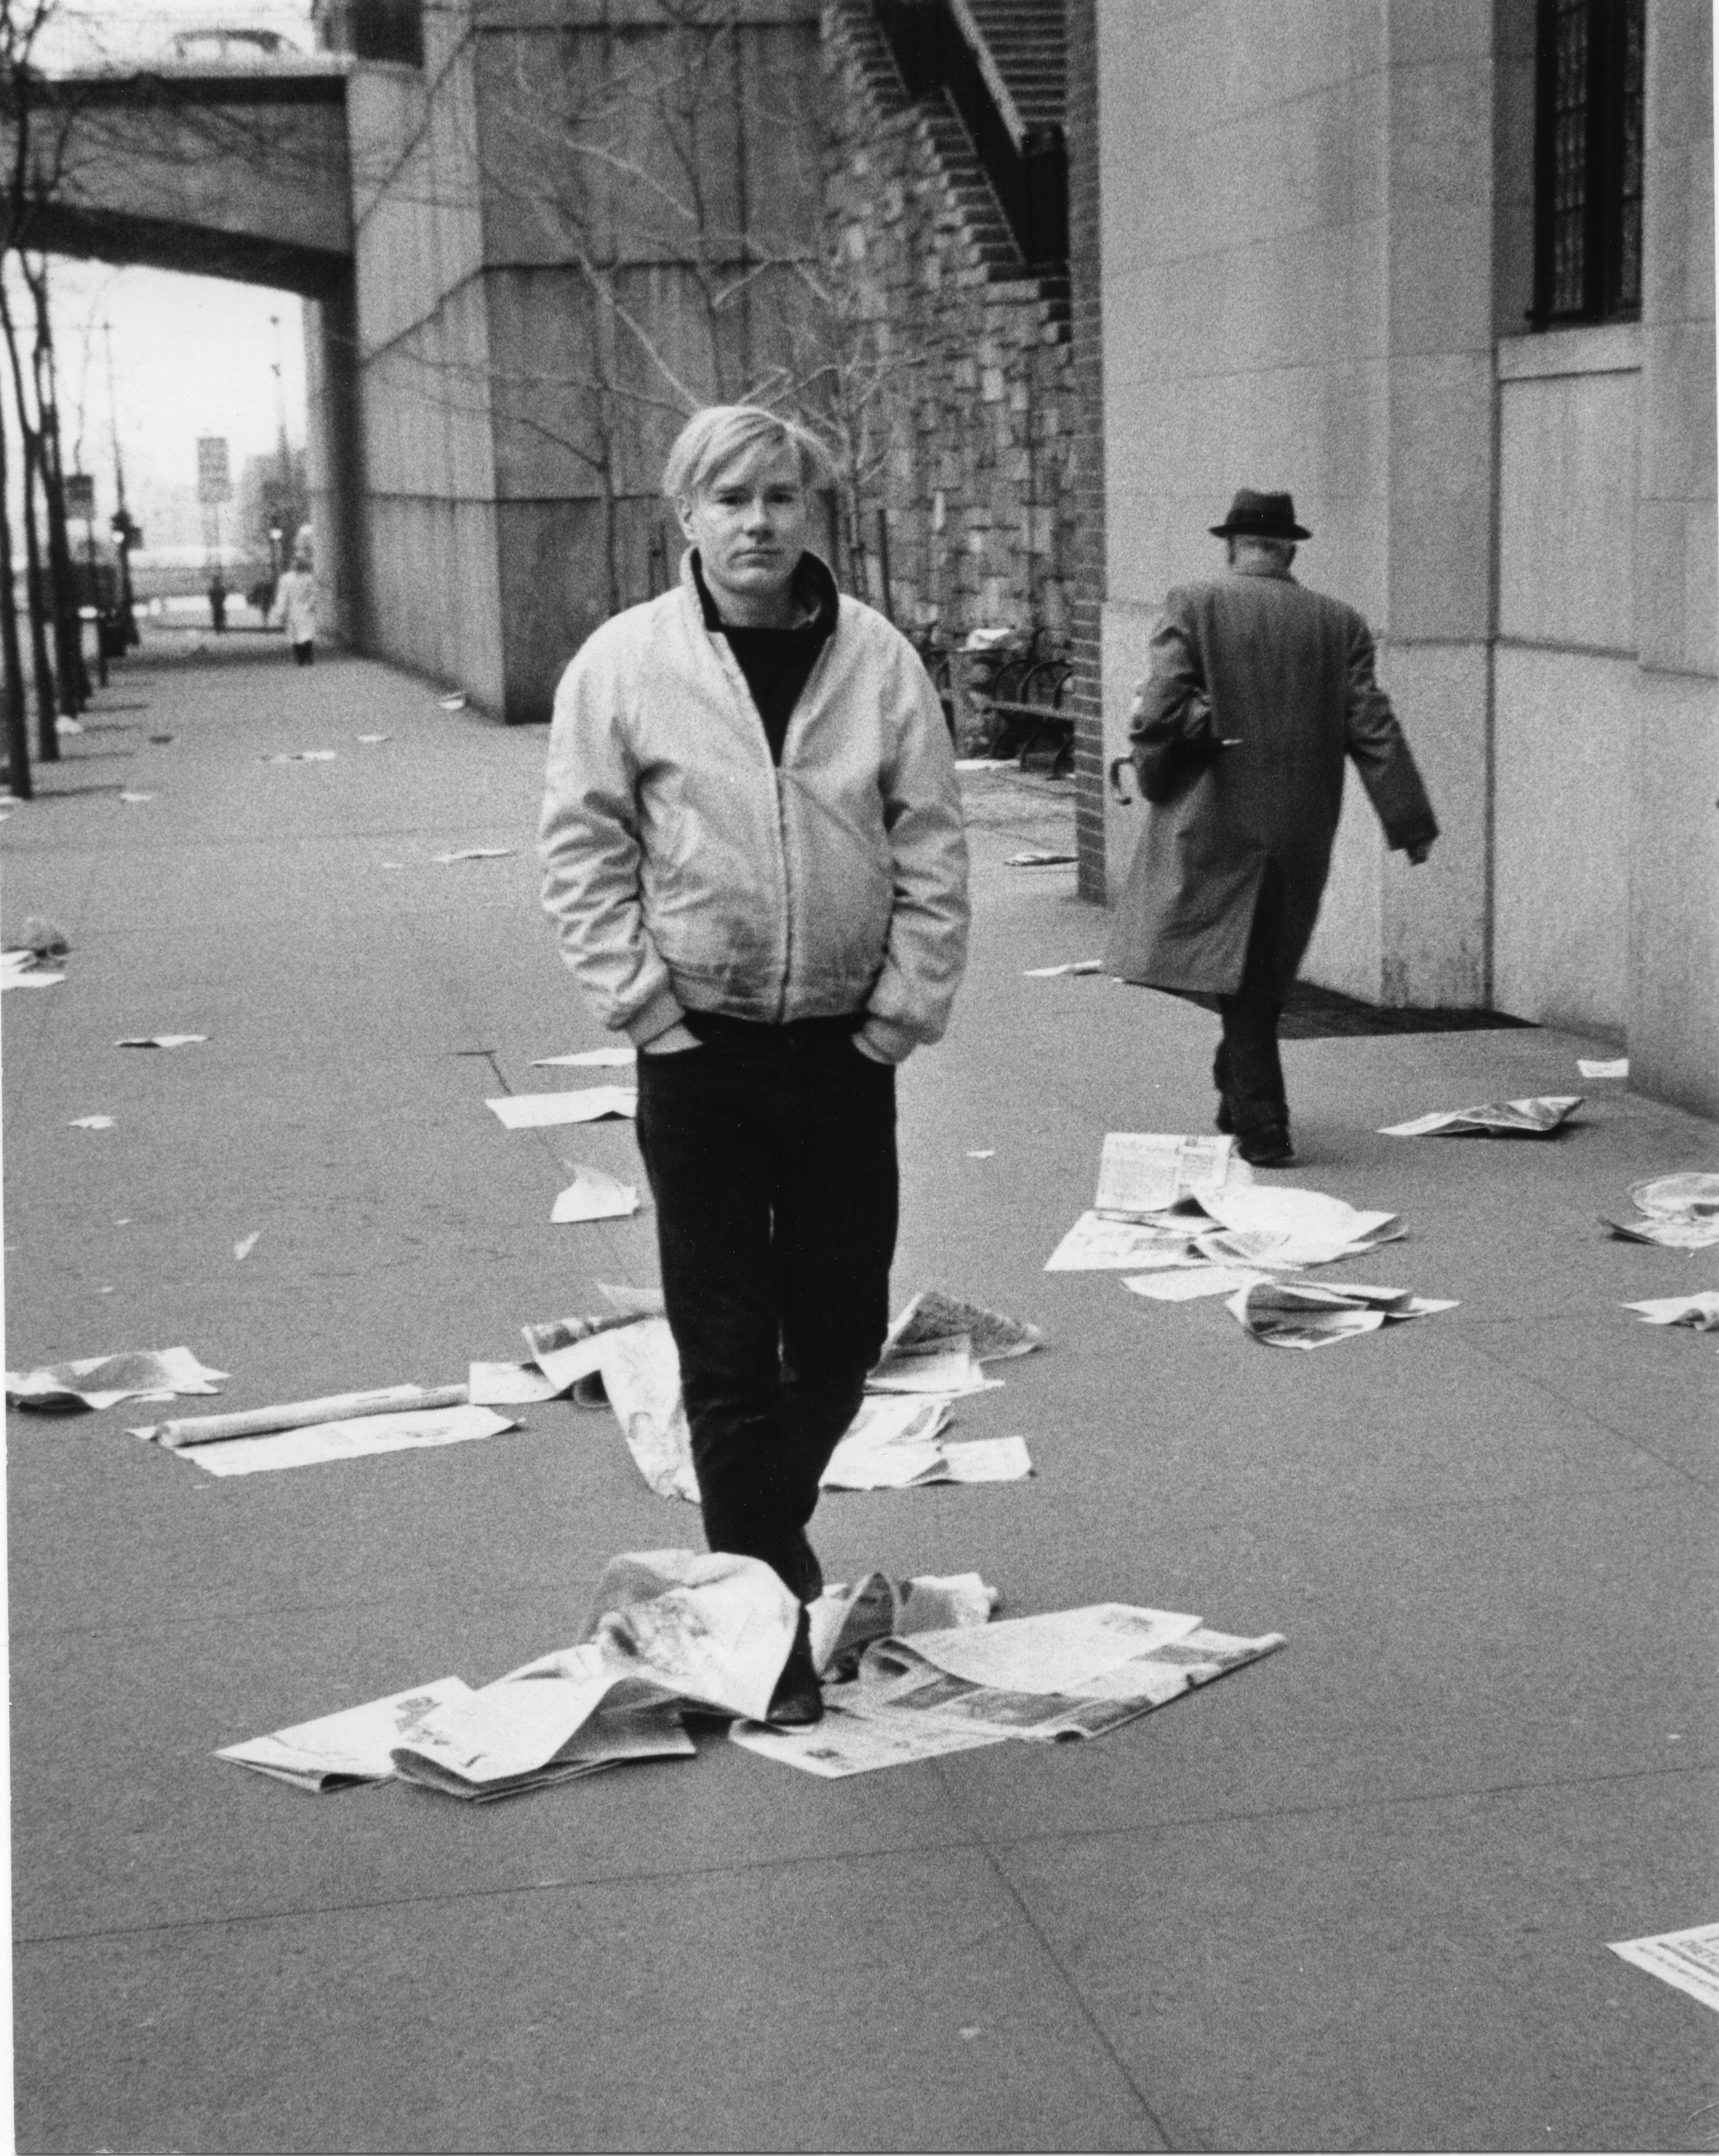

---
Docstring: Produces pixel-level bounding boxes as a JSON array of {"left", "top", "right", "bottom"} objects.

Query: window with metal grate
[{"left": 1532, "top": 0, "right": 1645, "bottom": 326}]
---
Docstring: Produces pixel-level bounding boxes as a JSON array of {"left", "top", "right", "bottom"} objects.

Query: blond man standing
[{"left": 540, "top": 407, "right": 969, "bottom": 1724}]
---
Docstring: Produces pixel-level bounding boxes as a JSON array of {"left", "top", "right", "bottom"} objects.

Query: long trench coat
[{"left": 1104, "top": 562, "right": 1438, "bottom": 999}]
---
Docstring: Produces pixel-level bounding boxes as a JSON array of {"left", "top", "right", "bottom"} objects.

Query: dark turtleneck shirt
[{"left": 693, "top": 551, "right": 838, "bottom": 765}]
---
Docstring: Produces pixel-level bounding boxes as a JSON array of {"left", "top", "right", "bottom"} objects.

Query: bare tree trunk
[
  {"left": 0, "top": 403, "right": 32, "bottom": 799},
  {"left": 28, "top": 260, "right": 88, "bottom": 711},
  {"left": 0, "top": 272, "right": 58, "bottom": 757}
]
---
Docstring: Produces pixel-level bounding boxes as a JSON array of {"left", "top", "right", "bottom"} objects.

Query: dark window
[{"left": 1532, "top": 0, "right": 1645, "bottom": 325}]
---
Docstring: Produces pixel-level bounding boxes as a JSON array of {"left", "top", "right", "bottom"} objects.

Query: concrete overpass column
[{"left": 305, "top": 268, "right": 365, "bottom": 646}]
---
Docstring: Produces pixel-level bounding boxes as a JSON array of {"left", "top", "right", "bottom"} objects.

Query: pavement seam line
[{"left": 1451, "top": 1327, "right": 1713, "bottom": 1490}]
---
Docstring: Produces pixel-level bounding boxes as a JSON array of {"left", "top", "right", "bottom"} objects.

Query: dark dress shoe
[
  {"left": 1237, "top": 1125, "right": 1296, "bottom": 1168},
  {"left": 765, "top": 1611, "right": 824, "bottom": 1728}
]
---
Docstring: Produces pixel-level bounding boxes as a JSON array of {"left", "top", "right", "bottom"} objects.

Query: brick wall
[
  {"left": 1062, "top": 0, "right": 1106, "bottom": 898},
  {"left": 820, "top": 2, "right": 1077, "bottom": 679}
]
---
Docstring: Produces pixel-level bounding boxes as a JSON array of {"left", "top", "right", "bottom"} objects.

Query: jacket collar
[{"left": 683, "top": 546, "right": 839, "bottom": 633}]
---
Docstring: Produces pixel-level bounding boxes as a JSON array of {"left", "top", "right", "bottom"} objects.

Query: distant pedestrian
[
  {"left": 1106, "top": 489, "right": 1439, "bottom": 1165},
  {"left": 272, "top": 549, "right": 317, "bottom": 666},
  {"left": 539, "top": 405, "right": 969, "bottom": 1726},
  {"left": 207, "top": 572, "right": 227, "bottom": 633}
]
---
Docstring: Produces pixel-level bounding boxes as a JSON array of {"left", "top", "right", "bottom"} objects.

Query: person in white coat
[{"left": 272, "top": 546, "right": 318, "bottom": 666}]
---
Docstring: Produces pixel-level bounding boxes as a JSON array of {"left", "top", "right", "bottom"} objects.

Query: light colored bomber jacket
[{"left": 538, "top": 551, "right": 970, "bottom": 1063}]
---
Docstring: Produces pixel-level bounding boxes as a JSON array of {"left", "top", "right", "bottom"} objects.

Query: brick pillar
[{"left": 1062, "top": 0, "right": 1106, "bottom": 902}]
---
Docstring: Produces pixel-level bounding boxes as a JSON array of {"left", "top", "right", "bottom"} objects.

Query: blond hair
[{"left": 663, "top": 405, "right": 834, "bottom": 502}]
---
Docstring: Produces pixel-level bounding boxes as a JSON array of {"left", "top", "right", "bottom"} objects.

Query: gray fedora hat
[{"left": 1210, "top": 488, "right": 1311, "bottom": 540}]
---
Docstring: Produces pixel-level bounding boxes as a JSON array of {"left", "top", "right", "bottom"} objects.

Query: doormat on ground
[{"left": 1279, "top": 984, "right": 1538, "bottom": 1040}]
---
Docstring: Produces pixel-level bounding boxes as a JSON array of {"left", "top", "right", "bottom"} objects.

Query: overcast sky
[{"left": 35, "top": 1, "right": 319, "bottom": 506}]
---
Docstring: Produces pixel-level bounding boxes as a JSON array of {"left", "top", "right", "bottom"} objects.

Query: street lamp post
[{"left": 101, "top": 319, "right": 139, "bottom": 650}]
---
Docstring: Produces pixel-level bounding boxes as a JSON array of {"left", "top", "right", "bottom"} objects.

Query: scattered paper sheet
[
  {"left": 0, "top": 950, "right": 64, "bottom": 989},
  {"left": 551, "top": 1165, "right": 639, "bottom": 1223},
  {"left": 179, "top": 1404, "right": 517, "bottom": 1477},
  {"left": 218, "top": 1679, "right": 474, "bottom": 1792},
  {"left": 69, "top": 1115, "right": 115, "bottom": 1130},
  {"left": 117, "top": 1034, "right": 207, "bottom": 1048},
  {"left": 438, "top": 692, "right": 468, "bottom": 710},
  {"left": 435, "top": 846, "right": 512, "bottom": 863},
  {"left": 881, "top": 1289, "right": 1042, "bottom": 1365},
  {"left": 1195, "top": 1185, "right": 1401, "bottom": 1270},
  {"left": 1024, "top": 960, "right": 1102, "bottom": 977},
  {"left": 1124, "top": 1266, "right": 1271, "bottom": 1302},
  {"left": 356, "top": 733, "right": 390, "bottom": 743},
  {"left": 865, "top": 1341, "right": 1000, "bottom": 1397},
  {"left": 1579, "top": 1059, "right": 1629, "bottom": 1079},
  {"left": 134, "top": 1383, "right": 468, "bottom": 1448},
  {"left": 119, "top": 791, "right": 154, "bottom": 803},
  {"left": 596, "top": 1282, "right": 666, "bottom": 1318},
  {"left": 488, "top": 1087, "right": 637, "bottom": 1128},
  {"left": 823, "top": 1432, "right": 1031, "bottom": 1491},
  {"left": 532, "top": 1046, "right": 638, "bottom": 1068},
  {"left": 469, "top": 1359, "right": 563, "bottom": 1405},
  {"left": 855, "top": 1603, "right": 1284, "bottom": 1744},
  {"left": 1609, "top": 1923, "right": 1719, "bottom": 2014},
  {"left": 595, "top": 1318, "right": 699, "bottom": 1502},
  {"left": 1623, "top": 1293, "right": 1719, "bottom": 1331},
  {"left": 967, "top": 1149, "right": 995, "bottom": 1159},
  {"left": 262, "top": 750, "right": 337, "bottom": 763},
  {"left": 1046, "top": 1212, "right": 1206, "bottom": 1272},
  {"left": 1005, "top": 851, "right": 1076, "bottom": 867},
  {"left": 731, "top": 1701, "right": 1002, "bottom": 1777},
  {"left": 392, "top": 1676, "right": 692, "bottom": 1800},
  {"left": 1380, "top": 1095, "right": 1582, "bottom": 1138},
  {"left": 1603, "top": 1173, "right": 1719, "bottom": 1250},
  {"left": 521, "top": 1310, "right": 646, "bottom": 1394},
  {"left": 807, "top": 1570, "right": 998, "bottom": 1675},
  {"left": 233, "top": 1233, "right": 260, "bottom": 1261},
  {"left": 1095, "top": 1132, "right": 1249, "bottom": 1219},
  {"left": 8, "top": 1346, "right": 228, "bottom": 1412},
  {"left": 1226, "top": 1279, "right": 1456, "bottom": 1350}
]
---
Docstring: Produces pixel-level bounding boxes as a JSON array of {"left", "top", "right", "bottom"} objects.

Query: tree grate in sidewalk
[{"left": 1279, "top": 984, "right": 1537, "bottom": 1040}]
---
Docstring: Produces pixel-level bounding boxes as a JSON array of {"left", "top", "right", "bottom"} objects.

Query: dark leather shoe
[
  {"left": 1237, "top": 1125, "right": 1296, "bottom": 1168},
  {"left": 765, "top": 1611, "right": 824, "bottom": 1728}
]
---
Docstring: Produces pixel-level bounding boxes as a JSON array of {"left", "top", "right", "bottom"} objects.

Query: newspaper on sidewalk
[
  {"left": 853, "top": 1602, "right": 1284, "bottom": 1745},
  {"left": 1124, "top": 1266, "right": 1271, "bottom": 1302},
  {"left": 879, "top": 1289, "right": 1043, "bottom": 1365},
  {"left": 519, "top": 1306, "right": 655, "bottom": 1397},
  {"left": 1095, "top": 1132, "right": 1251, "bottom": 1220},
  {"left": 116, "top": 1034, "right": 207, "bottom": 1049},
  {"left": 1046, "top": 1212, "right": 1207, "bottom": 1271},
  {"left": 393, "top": 1552, "right": 797, "bottom": 1798},
  {"left": 8, "top": 1346, "right": 228, "bottom": 1412},
  {"left": 133, "top": 1382, "right": 469, "bottom": 1447},
  {"left": 488, "top": 1087, "right": 637, "bottom": 1129},
  {"left": 0, "top": 948, "right": 65, "bottom": 989},
  {"left": 1603, "top": 1173, "right": 1719, "bottom": 1251},
  {"left": 865, "top": 1340, "right": 999, "bottom": 1397},
  {"left": 594, "top": 1317, "right": 699, "bottom": 1501},
  {"left": 1608, "top": 1923, "right": 1719, "bottom": 2014},
  {"left": 1579, "top": 1058, "right": 1629, "bottom": 1079},
  {"left": 1227, "top": 1279, "right": 1457, "bottom": 1350},
  {"left": 469, "top": 1360, "right": 563, "bottom": 1405},
  {"left": 1193, "top": 1186, "right": 1402, "bottom": 1270},
  {"left": 218, "top": 1678, "right": 474, "bottom": 1792},
  {"left": 822, "top": 1434, "right": 1032, "bottom": 1490},
  {"left": 1622, "top": 1293, "right": 1719, "bottom": 1331},
  {"left": 1024, "top": 959, "right": 1102, "bottom": 978},
  {"left": 551, "top": 1165, "right": 639, "bottom": 1223},
  {"left": 1380, "top": 1095, "right": 1582, "bottom": 1138},
  {"left": 175, "top": 1405, "right": 518, "bottom": 1477}
]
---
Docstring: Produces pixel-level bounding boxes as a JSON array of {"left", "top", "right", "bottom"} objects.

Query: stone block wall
[{"left": 820, "top": 3, "right": 1076, "bottom": 656}]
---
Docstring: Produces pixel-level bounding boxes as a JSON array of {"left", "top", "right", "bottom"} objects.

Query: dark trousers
[
  {"left": 1211, "top": 868, "right": 1287, "bottom": 1135},
  {"left": 633, "top": 1014, "right": 899, "bottom": 1602}
]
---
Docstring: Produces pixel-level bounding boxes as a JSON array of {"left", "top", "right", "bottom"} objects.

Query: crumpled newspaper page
[
  {"left": 880, "top": 1289, "right": 1042, "bottom": 1364},
  {"left": 1380, "top": 1095, "right": 1582, "bottom": 1137},
  {"left": 550, "top": 1165, "right": 639, "bottom": 1223},
  {"left": 1046, "top": 1212, "right": 1207, "bottom": 1271},
  {"left": 1125, "top": 1266, "right": 1270, "bottom": 1302},
  {"left": 593, "top": 1318, "right": 699, "bottom": 1502},
  {"left": 1094, "top": 1132, "right": 1251, "bottom": 1220},
  {"left": 865, "top": 1338, "right": 1000, "bottom": 1397},
  {"left": 6, "top": 1346, "right": 229, "bottom": 1412},
  {"left": 851, "top": 1603, "right": 1284, "bottom": 1745},
  {"left": 1194, "top": 1185, "right": 1402, "bottom": 1270},
  {"left": 1609, "top": 1923, "right": 1719, "bottom": 2014},
  {"left": 1226, "top": 1280, "right": 1456, "bottom": 1350},
  {"left": 1603, "top": 1173, "right": 1719, "bottom": 1250},
  {"left": 1622, "top": 1293, "right": 1719, "bottom": 1331},
  {"left": 218, "top": 1678, "right": 473, "bottom": 1791},
  {"left": 575, "top": 1548, "right": 802, "bottom": 1721},
  {"left": 134, "top": 1382, "right": 469, "bottom": 1447}
]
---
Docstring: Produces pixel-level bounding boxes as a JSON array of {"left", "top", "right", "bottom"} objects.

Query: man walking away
[
  {"left": 539, "top": 405, "right": 970, "bottom": 1726},
  {"left": 1106, "top": 489, "right": 1438, "bottom": 1166}
]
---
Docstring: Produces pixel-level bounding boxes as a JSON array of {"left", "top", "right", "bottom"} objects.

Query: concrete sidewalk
[{"left": 5, "top": 643, "right": 1716, "bottom": 2153}]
